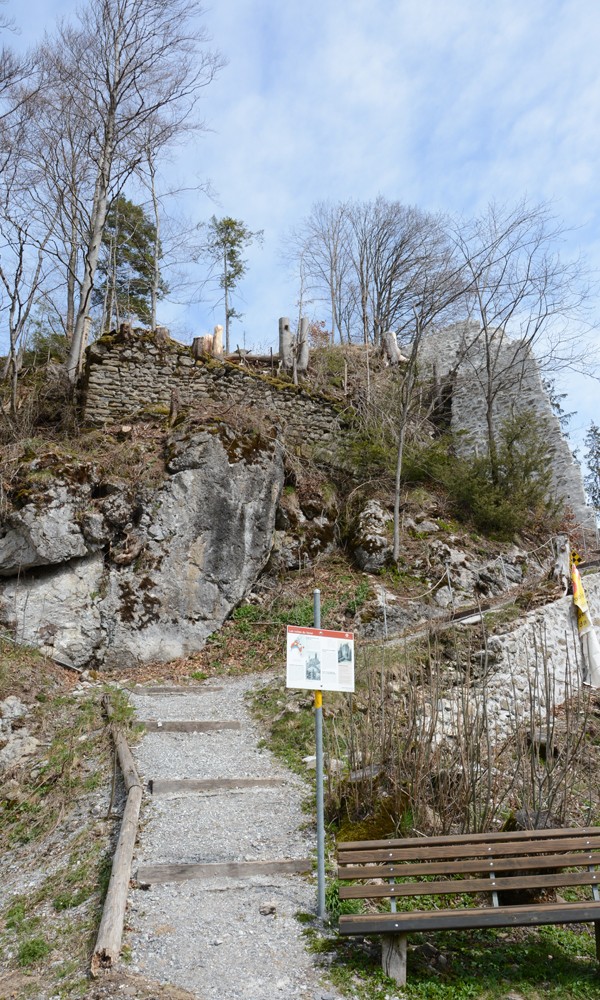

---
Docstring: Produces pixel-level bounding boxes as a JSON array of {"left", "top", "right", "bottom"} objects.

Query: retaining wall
[{"left": 82, "top": 331, "right": 349, "bottom": 459}]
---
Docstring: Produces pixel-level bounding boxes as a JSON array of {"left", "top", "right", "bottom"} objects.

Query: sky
[{"left": 7, "top": 0, "right": 600, "bottom": 452}]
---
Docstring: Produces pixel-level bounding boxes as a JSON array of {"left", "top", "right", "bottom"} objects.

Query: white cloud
[{"left": 4, "top": 0, "right": 600, "bottom": 429}]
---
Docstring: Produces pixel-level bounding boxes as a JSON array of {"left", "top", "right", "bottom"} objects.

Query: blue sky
[{"left": 8, "top": 0, "right": 600, "bottom": 451}]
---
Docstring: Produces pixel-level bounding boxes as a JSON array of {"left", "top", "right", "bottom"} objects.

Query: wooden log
[
  {"left": 140, "top": 719, "right": 241, "bottom": 733},
  {"left": 192, "top": 335, "right": 214, "bottom": 359},
  {"left": 213, "top": 324, "right": 224, "bottom": 357},
  {"left": 129, "top": 686, "right": 224, "bottom": 695},
  {"left": 136, "top": 858, "right": 312, "bottom": 885},
  {"left": 297, "top": 316, "right": 309, "bottom": 372},
  {"left": 279, "top": 317, "right": 293, "bottom": 368},
  {"left": 382, "top": 330, "right": 403, "bottom": 365},
  {"left": 91, "top": 698, "right": 144, "bottom": 977},
  {"left": 149, "top": 776, "right": 285, "bottom": 794}
]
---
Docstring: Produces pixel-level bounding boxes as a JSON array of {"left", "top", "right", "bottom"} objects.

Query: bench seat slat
[
  {"left": 339, "top": 869, "right": 600, "bottom": 899},
  {"left": 338, "top": 850, "right": 600, "bottom": 880},
  {"left": 339, "top": 900, "right": 600, "bottom": 935},
  {"left": 338, "top": 826, "right": 599, "bottom": 852},
  {"left": 341, "top": 835, "right": 600, "bottom": 864}
]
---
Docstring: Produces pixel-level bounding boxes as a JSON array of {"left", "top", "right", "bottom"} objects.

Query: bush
[{"left": 403, "top": 414, "right": 559, "bottom": 540}]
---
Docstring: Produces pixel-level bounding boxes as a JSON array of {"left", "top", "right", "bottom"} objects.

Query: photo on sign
[
  {"left": 337, "top": 640, "right": 352, "bottom": 664},
  {"left": 305, "top": 653, "right": 321, "bottom": 682}
]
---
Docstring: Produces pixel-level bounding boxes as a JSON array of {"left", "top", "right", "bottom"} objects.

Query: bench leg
[
  {"left": 595, "top": 922, "right": 600, "bottom": 963},
  {"left": 382, "top": 933, "right": 407, "bottom": 985}
]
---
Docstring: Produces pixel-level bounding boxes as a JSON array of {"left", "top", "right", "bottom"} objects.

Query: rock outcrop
[
  {"left": 0, "top": 422, "right": 284, "bottom": 669},
  {"left": 352, "top": 501, "right": 393, "bottom": 572}
]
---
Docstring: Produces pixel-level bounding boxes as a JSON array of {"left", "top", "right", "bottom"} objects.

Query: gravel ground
[{"left": 126, "top": 675, "right": 341, "bottom": 1000}]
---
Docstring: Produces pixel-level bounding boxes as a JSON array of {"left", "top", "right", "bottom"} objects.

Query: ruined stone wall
[
  {"left": 419, "top": 322, "right": 596, "bottom": 540},
  {"left": 82, "top": 332, "right": 348, "bottom": 460}
]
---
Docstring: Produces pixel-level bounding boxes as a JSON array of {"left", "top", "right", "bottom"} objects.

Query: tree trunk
[
  {"left": 223, "top": 249, "right": 230, "bottom": 353},
  {"left": 393, "top": 315, "right": 421, "bottom": 562},
  {"left": 392, "top": 415, "right": 407, "bottom": 563},
  {"left": 67, "top": 146, "right": 111, "bottom": 382},
  {"left": 66, "top": 236, "right": 78, "bottom": 343},
  {"left": 147, "top": 149, "right": 160, "bottom": 331}
]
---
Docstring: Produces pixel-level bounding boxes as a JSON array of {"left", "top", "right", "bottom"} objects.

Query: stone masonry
[
  {"left": 419, "top": 322, "right": 597, "bottom": 541},
  {"left": 81, "top": 330, "right": 349, "bottom": 461}
]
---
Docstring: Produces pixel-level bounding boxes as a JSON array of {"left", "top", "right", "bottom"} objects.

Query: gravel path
[{"left": 126, "top": 675, "right": 340, "bottom": 1000}]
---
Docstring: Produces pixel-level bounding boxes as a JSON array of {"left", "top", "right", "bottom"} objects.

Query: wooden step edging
[
  {"left": 91, "top": 696, "right": 144, "bottom": 978},
  {"left": 136, "top": 858, "right": 313, "bottom": 885},
  {"left": 129, "top": 685, "right": 224, "bottom": 695},
  {"left": 149, "top": 777, "right": 285, "bottom": 795},
  {"left": 139, "top": 719, "right": 241, "bottom": 732}
]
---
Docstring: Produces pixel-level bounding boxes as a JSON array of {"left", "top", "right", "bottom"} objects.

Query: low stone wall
[{"left": 82, "top": 332, "right": 349, "bottom": 459}]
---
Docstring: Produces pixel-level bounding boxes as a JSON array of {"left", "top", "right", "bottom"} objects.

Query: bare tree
[
  {"left": 286, "top": 201, "right": 352, "bottom": 344},
  {"left": 288, "top": 198, "right": 461, "bottom": 347},
  {"left": 391, "top": 228, "right": 468, "bottom": 560},
  {"left": 0, "top": 106, "right": 60, "bottom": 426},
  {"left": 345, "top": 198, "right": 443, "bottom": 346},
  {"left": 24, "top": 83, "right": 96, "bottom": 343},
  {"left": 451, "top": 200, "right": 591, "bottom": 480},
  {"left": 38, "top": 0, "right": 224, "bottom": 382}
]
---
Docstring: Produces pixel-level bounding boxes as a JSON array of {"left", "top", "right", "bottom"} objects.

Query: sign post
[
  {"left": 285, "top": 590, "right": 355, "bottom": 920},
  {"left": 313, "top": 589, "right": 326, "bottom": 918}
]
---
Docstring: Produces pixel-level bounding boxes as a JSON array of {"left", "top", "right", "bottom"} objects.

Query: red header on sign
[{"left": 287, "top": 625, "right": 354, "bottom": 641}]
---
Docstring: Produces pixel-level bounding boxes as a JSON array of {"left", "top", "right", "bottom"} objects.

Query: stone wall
[
  {"left": 82, "top": 325, "right": 595, "bottom": 539},
  {"left": 82, "top": 331, "right": 348, "bottom": 460},
  {"left": 419, "top": 322, "right": 597, "bottom": 541}
]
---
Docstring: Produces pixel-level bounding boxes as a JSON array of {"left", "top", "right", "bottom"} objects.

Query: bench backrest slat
[
  {"left": 339, "top": 869, "right": 600, "bottom": 899},
  {"left": 340, "top": 834, "right": 600, "bottom": 864},
  {"left": 337, "top": 826, "right": 598, "bottom": 852},
  {"left": 338, "top": 850, "right": 600, "bottom": 880}
]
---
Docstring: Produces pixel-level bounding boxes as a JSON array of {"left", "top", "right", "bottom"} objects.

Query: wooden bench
[{"left": 337, "top": 826, "right": 600, "bottom": 985}]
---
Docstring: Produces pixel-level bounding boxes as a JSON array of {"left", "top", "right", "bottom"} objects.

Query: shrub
[{"left": 402, "top": 414, "right": 560, "bottom": 540}]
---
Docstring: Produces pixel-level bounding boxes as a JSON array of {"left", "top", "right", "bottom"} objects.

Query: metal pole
[{"left": 314, "top": 588, "right": 326, "bottom": 919}]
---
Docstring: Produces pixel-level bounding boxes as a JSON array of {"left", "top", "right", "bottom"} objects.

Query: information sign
[{"left": 286, "top": 625, "right": 355, "bottom": 693}]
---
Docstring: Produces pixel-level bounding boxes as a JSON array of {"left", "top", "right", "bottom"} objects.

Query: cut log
[
  {"left": 192, "top": 335, "right": 214, "bottom": 359},
  {"left": 297, "top": 316, "right": 309, "bottom": 371},
  {"left": 91, "top": 697, "right": 144, "bottom": 977},
  {"left": 279, "top": 317, "right": 293, "bottom": 367},
  {"left": 213, "top": 324, "right": 224, "bottom": 357}
]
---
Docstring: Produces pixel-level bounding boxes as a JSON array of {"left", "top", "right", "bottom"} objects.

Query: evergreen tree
[
  {"left": 93, "top": 196, "right": 168, "bottom": 330},
  {"left": 199, "top": 216, "right": 263, "bottom": 352}
]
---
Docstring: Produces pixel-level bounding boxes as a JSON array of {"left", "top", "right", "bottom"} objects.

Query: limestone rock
[
  {"left": 0, "top": 485, "right": 91, "bottom": 575},
  {"left": 0, "top": 424, "right": 284, "bottom": 669},
  {"left": 0, "top": 555, "right": 105, "bottom": 668},
  {"left": 267, "top": 485, "right": 337, "bottom": 572},
  {"left": 0, "top": 733, "right": 40, "bottom": 774},
  {"left": 0, "top": 695, "right": 29, "bottom": 722},
  {"left": 352, "top": 500, "right": 392, "bottom": 572}
]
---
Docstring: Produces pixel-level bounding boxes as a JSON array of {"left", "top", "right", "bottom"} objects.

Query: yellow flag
[
  {"left": 571, "top": 564, "right": 589, "bottom": 619},
  {"left": 571, "top": 564, "right": 600, "bottom": 686}
]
